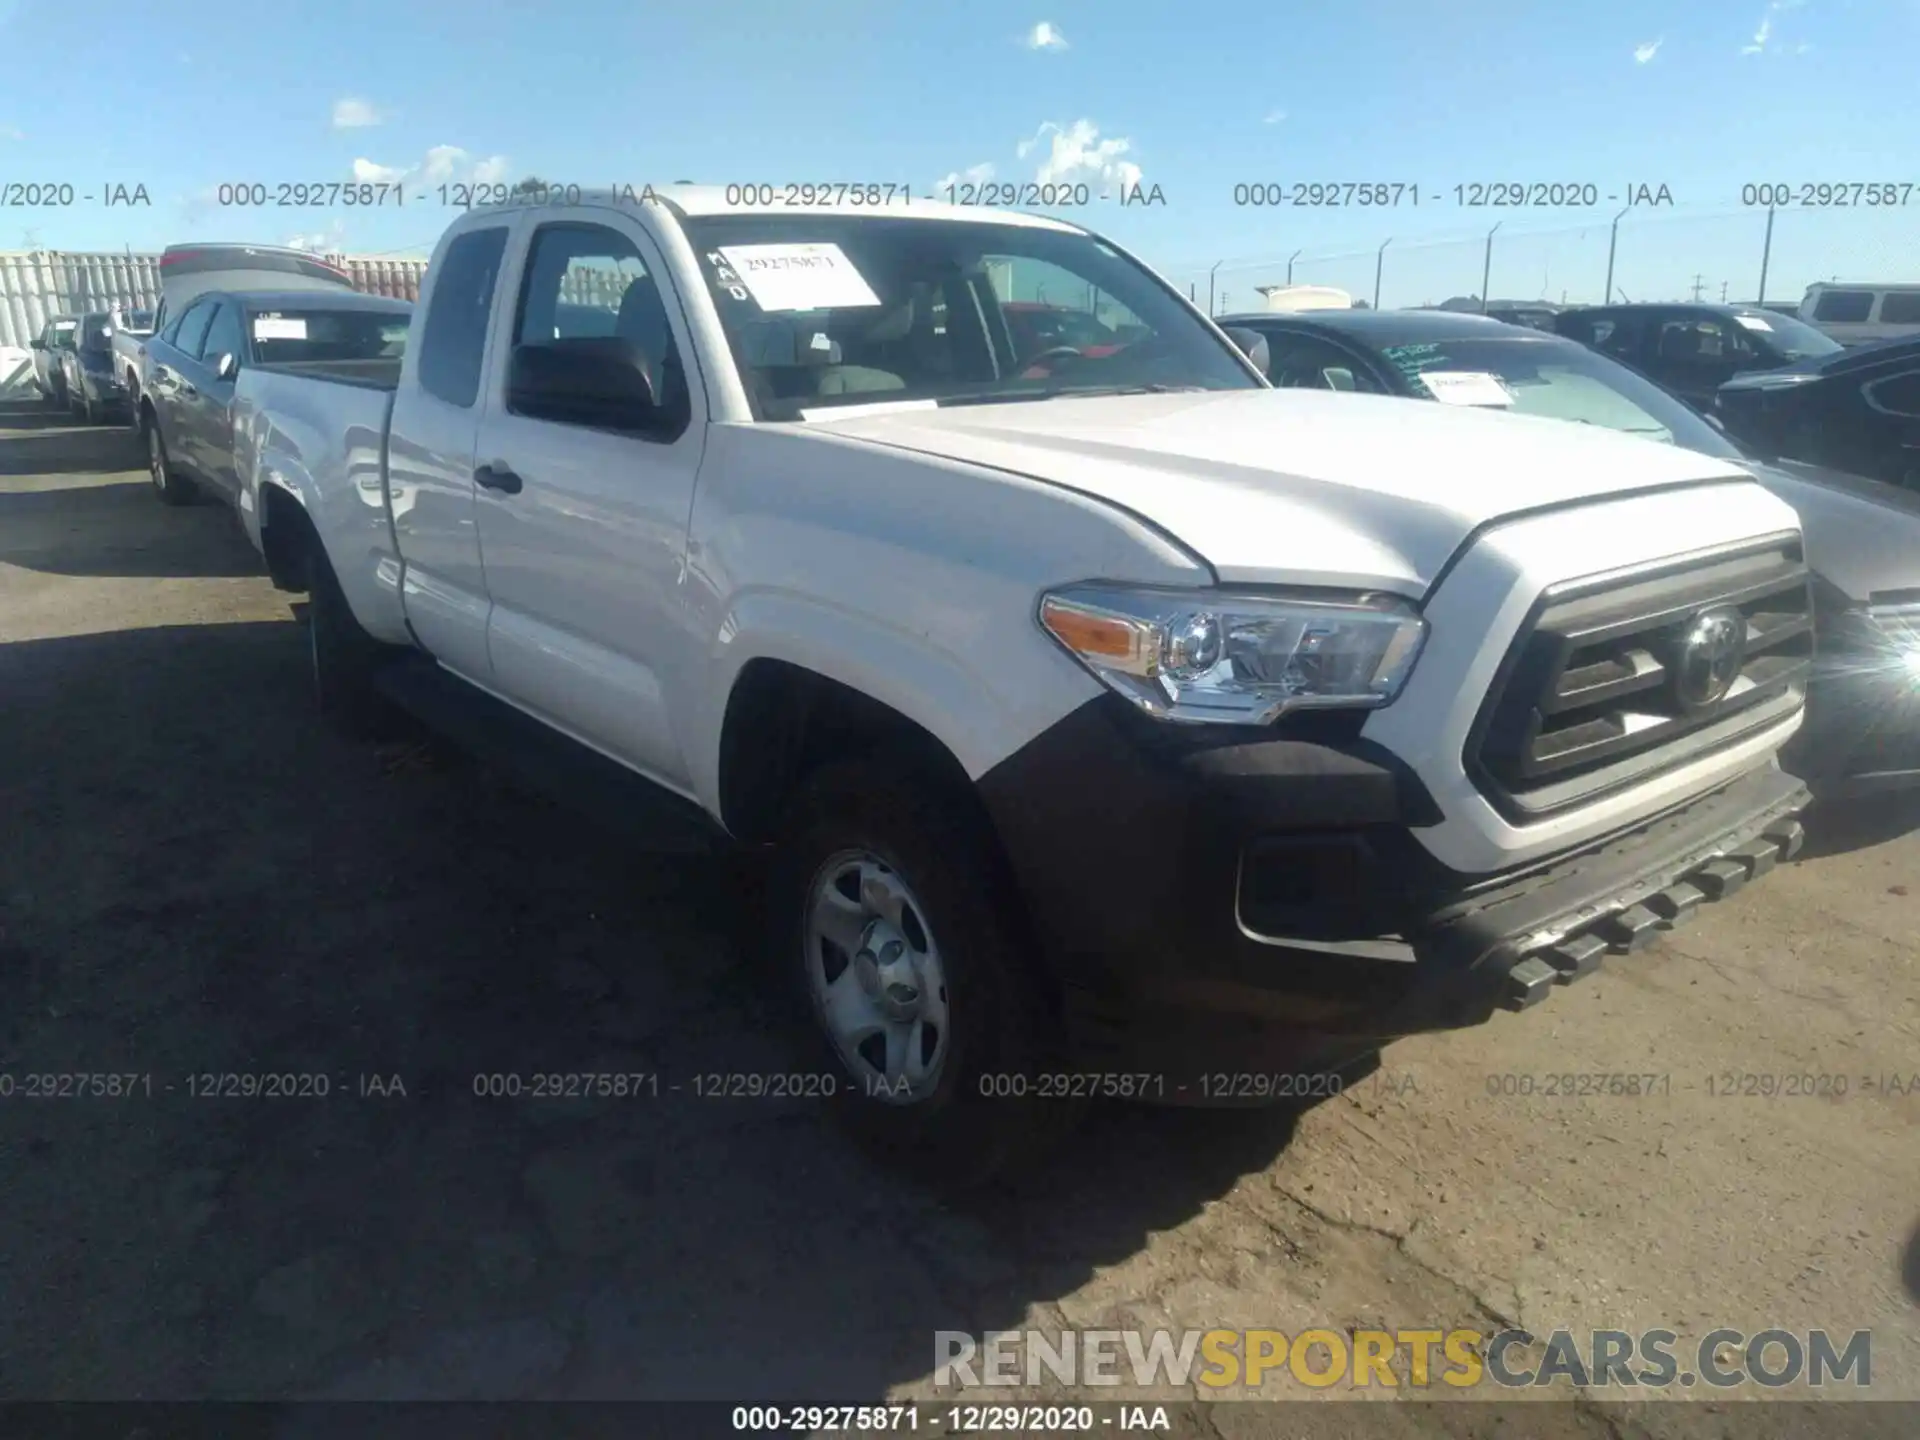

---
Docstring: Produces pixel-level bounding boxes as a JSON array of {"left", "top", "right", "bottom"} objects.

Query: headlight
[{"left": 1039, "top": 583, "right": 1427, "bottom": 724}]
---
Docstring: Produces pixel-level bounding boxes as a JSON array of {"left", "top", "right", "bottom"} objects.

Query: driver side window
[{"left": 983, "top": 255, "right": 1143, "bottom": 363}]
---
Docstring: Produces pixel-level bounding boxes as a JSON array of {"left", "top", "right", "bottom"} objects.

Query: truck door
[
  {"left": 385, "top": 220, "right": 518, "bottom": 685},
  {"left": 187, "top": 299, "right": 247, "bottom": 500},
  {"left": 469, "top": 213, "right": 708, "bottom": 790}
]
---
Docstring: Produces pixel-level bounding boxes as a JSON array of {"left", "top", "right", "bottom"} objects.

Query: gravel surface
[{"left": 2, "top": 395, "right": 1915, "bottom": 1434}]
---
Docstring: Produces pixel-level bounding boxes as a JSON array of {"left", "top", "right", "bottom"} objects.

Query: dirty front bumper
[{"left": 976, "top": 696, "right": 1810, "bottom": 1088}]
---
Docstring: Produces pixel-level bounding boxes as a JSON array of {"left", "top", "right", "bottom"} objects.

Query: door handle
[{"left": 474, "top": 461, "right": 523, "bottom": 495}]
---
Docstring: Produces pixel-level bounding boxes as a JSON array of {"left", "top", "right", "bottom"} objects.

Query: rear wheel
[
  {"left": 147, "top": 422, "right": 195, "bottom": 506},
  {"left": 304, "top": 547, "right": 402, "bottom": 739},
  {"left": 771, "top": 754, "right": 1082, "bottom": 1187}
]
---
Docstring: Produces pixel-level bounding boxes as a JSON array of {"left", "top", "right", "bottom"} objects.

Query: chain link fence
[{"left": 1163, "top": 206, "right": 1919, "bottom": 317}]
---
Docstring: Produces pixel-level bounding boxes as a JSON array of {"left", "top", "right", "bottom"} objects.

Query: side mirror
[
  {"left": 29, "top": 338, "right": 45, "bottom": 350},
  {"left": 1222, "top": 327, "right": 1271, "bottom": 378},
  {"left": 216, "top": 352, "right": 239, "bottom": 381},
  {"left": 508, "top": 339, "right": 659, "bottom": 431}
]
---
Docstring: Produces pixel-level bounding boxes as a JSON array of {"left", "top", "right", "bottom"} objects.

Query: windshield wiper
[{"left": 939, "top": 383, "right": 1206, "bottom": 408}]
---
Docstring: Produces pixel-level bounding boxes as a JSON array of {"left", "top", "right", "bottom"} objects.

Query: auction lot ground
[{"left": 1, "top": 395, "right": 1916, "bottom": 1435}]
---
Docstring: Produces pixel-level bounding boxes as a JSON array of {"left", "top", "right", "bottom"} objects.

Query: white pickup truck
[{"left": 232, "top": 188, "right": 1814, "bottom": 1182}]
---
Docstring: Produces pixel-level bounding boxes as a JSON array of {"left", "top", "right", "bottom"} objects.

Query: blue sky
[{"left": 1, "top": 0, "right": 1915, "bottom": 308}]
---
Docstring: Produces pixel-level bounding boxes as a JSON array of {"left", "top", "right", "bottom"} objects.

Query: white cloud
[
  {"left": 1017, "top": 119, "right": 1142, "bottom": 193},
  {"left": 1024, "top": 21, "right": 1068, "bottom": 51},
  {"left": 935, "top": 162, "right": 996, "bottom": 193},
  {"left": 1633, "top": 38, "right": 1662, "bottom": 63},
  {"left": 331, "top": 96, "right": 382, "bottom": 129},
  {"left": 1262, "top": 108, "right": 1287, "bottom": 124},
  {"left": 352, "top": 144, "right": 513, "bottom": 191},
  {"left": 285, "top": 217, "right": 348, "bottom": 252},
  {"left": 1743, "top": 0, "right": 1810, "bottom": 56}
]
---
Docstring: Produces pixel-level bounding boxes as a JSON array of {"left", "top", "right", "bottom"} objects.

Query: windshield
[
  {"left": 50, "top": 321, "right": 77, "bottom": 348},
  {"left": 1729, "top": 309, "right": 1842, "bottom": 361},
  {"left": 678, "top": 215, "right": 1259, "bottom": 420},
  {"left": 246, "top": 307, "right": 411, "bottom": 365},
  {"left": 1377, "top": 334, "right": 1746, "bottom": 461},
  {"left": 120, "top": 309, "right": 155, "bottom": 334}
]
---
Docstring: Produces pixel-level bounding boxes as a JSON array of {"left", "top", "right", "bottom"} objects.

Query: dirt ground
[{"left": 1, "top": 394, "right": 1916, "bottom": 1435}]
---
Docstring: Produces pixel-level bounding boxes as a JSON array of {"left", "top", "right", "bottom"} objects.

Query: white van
[
  {"left": 1254, "top": 283, "right": 1354, "bottom": 313},
  {"left": 1798, "top": 283, "right": 1920, "bottom": 346}
]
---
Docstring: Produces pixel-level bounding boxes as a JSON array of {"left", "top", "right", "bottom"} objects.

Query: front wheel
[
  {"left": 147, "top": 422, "right": 195, "bottom": 506},
  {"left": 771, "top": 755, "right": 1081, "bottom": 1186}
]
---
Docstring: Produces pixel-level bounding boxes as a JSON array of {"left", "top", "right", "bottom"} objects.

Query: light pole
[
  {"left": 1480, "top": 221, "right": 1502, "bottom": 313},
  {"left": 1207, "top": 259, "right": 1223, "bottom": 316},
  {"left": 1756, "top": 205, "right": 1776, "bottom": 305},
  {"left": 1374, "top": 237, "right": 1393, "bottom": 310},
  {"left": 1286, "top": 248, "right": 1303, "bottom": 284},
  {"left": 1603, "top": 205, "right": 1629, "bottom": 304}
]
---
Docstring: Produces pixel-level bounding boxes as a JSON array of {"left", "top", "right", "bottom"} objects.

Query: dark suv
[{"left": 1555, "top": 302, "right": 1841, "bottom": 411}]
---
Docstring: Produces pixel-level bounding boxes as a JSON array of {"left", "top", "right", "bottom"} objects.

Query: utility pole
[
  {"left": 1480, "top": 221, "right": 1502, "bottom": 313},
  {"left": 1207, "top": 259, "right": 1223, "bottom": 316},
  {"left": 1689, "top": 273, "right": 1706, "bottom": 301},
  {"left": 1603, "top": 205, "right": 1629, "bottom": 304},
  {"left": 1756, "top": 205, "right": 1776, "bottom": 305},
  {"left": 1720, "top": 280, "right": 1729, "bottom": 303}
]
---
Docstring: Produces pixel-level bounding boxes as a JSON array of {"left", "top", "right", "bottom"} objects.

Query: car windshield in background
[
  {"left": 1378, "top": 335, "right": 1745, "bottom": 460},
  {"left": 246, "top": 308, "right": 411, "bottom": 365},
  {"left": 676, "top": 215, "right": 1260, "bottom": 420},
  {"left": 1733, "top": 309, "right": 1843, "bottom": 361},
  {"left": 121, "top": 309, "right": 155, "bottom": 334}
]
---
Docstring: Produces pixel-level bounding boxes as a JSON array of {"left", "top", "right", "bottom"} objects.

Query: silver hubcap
[{"left": 804, "top": 852, "right": 949, "bottom": 1104}]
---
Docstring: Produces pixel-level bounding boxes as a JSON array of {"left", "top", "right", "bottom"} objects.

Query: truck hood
[{"left": 812, "top": 388, "right": 1757, "bottom": 592}]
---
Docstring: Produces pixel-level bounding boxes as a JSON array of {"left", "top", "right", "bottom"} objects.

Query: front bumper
[
  {"left": 80, "top": 369, "right": 127, "bottom": 407},
  {"left": 977, "top": 697, "right": 1809, "bottom": 1086}
]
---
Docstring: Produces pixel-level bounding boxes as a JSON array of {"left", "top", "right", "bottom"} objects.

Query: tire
[
  {"left": 146, "top": 421, "right": 195, "bottom": 506},
  {"left": 80, "top": 389, "right": 97, "bottom": 425},
  {"left": 304, "top": 546, "right": 401, "bottom": 739},
  {"left": 770, "top": 753, "right": 1083, "bottom": 1187}
]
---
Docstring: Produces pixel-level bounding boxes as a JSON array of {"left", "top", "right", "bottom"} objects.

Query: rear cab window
[
  {"left": 417, "top": 226, "right": 511, "bottom": 408},
  {"left": 247, "top": 306, "right": 411, "bottom": 365}
]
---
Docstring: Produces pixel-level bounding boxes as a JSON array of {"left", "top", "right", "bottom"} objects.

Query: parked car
[
  {"left": 1716, "top": 334, "right": 1920, "bottom": 492},
  {"left": 1431, "top": 298, "right": 1561, "bottom": 331},
  {"left": 1554, "top": 302, "right": 1842, "bottom": 411},
  {"left": 1799, "top": 282, "right": 1920, "bottom": 347},
  {"left": 1219, "top": 306, "right": 1920, "bottom": 796},
  {"left": 233, "top": 189, "right": 1811, "bottom": 1182},
  {"left": 28, "top": 315, "right": 78, "bottom": 402},
  {"left": 59, "top": 310, "right": 142, "bottom": 423},
  {"left": 141, "top": 289, "right": 411, "bottom": 509},
  {"left": 117, "top": 243, "right": 356, "bottom": 437}
]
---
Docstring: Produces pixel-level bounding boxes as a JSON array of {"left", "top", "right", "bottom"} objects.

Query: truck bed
[{"left": 251, "top": 357, "right": 402, "bottom": 391}]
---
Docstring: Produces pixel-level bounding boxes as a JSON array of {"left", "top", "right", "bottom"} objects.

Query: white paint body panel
[
  {"left": 241, "top": 196, "right": 1809, "bottom": 880},
  {"left": 811, "top": 389, "right": 1759, "bottom": 594}
]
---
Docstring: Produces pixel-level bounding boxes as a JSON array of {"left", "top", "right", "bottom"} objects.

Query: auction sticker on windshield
[
  {"left": 1733, "top": 314, "right": 1774, "bottom": 331},
  {"left": 716, "top": 243, "right": 881, "bottom": 311},
  {"left": 253, "top": 316, "right": 309, "bottom": 340},
  {"left": 1417, "top": 370, "right": 1514, "bottom": 406}
]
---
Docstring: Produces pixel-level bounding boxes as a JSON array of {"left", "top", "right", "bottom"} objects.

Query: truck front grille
[{"left": 1468, "top": 537, "right": 1813, "bottom": 820}]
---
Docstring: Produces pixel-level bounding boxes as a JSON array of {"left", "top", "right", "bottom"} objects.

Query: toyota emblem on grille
[{"left": 1673, "top": 605, "right": 1747, "bottom": 712}]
